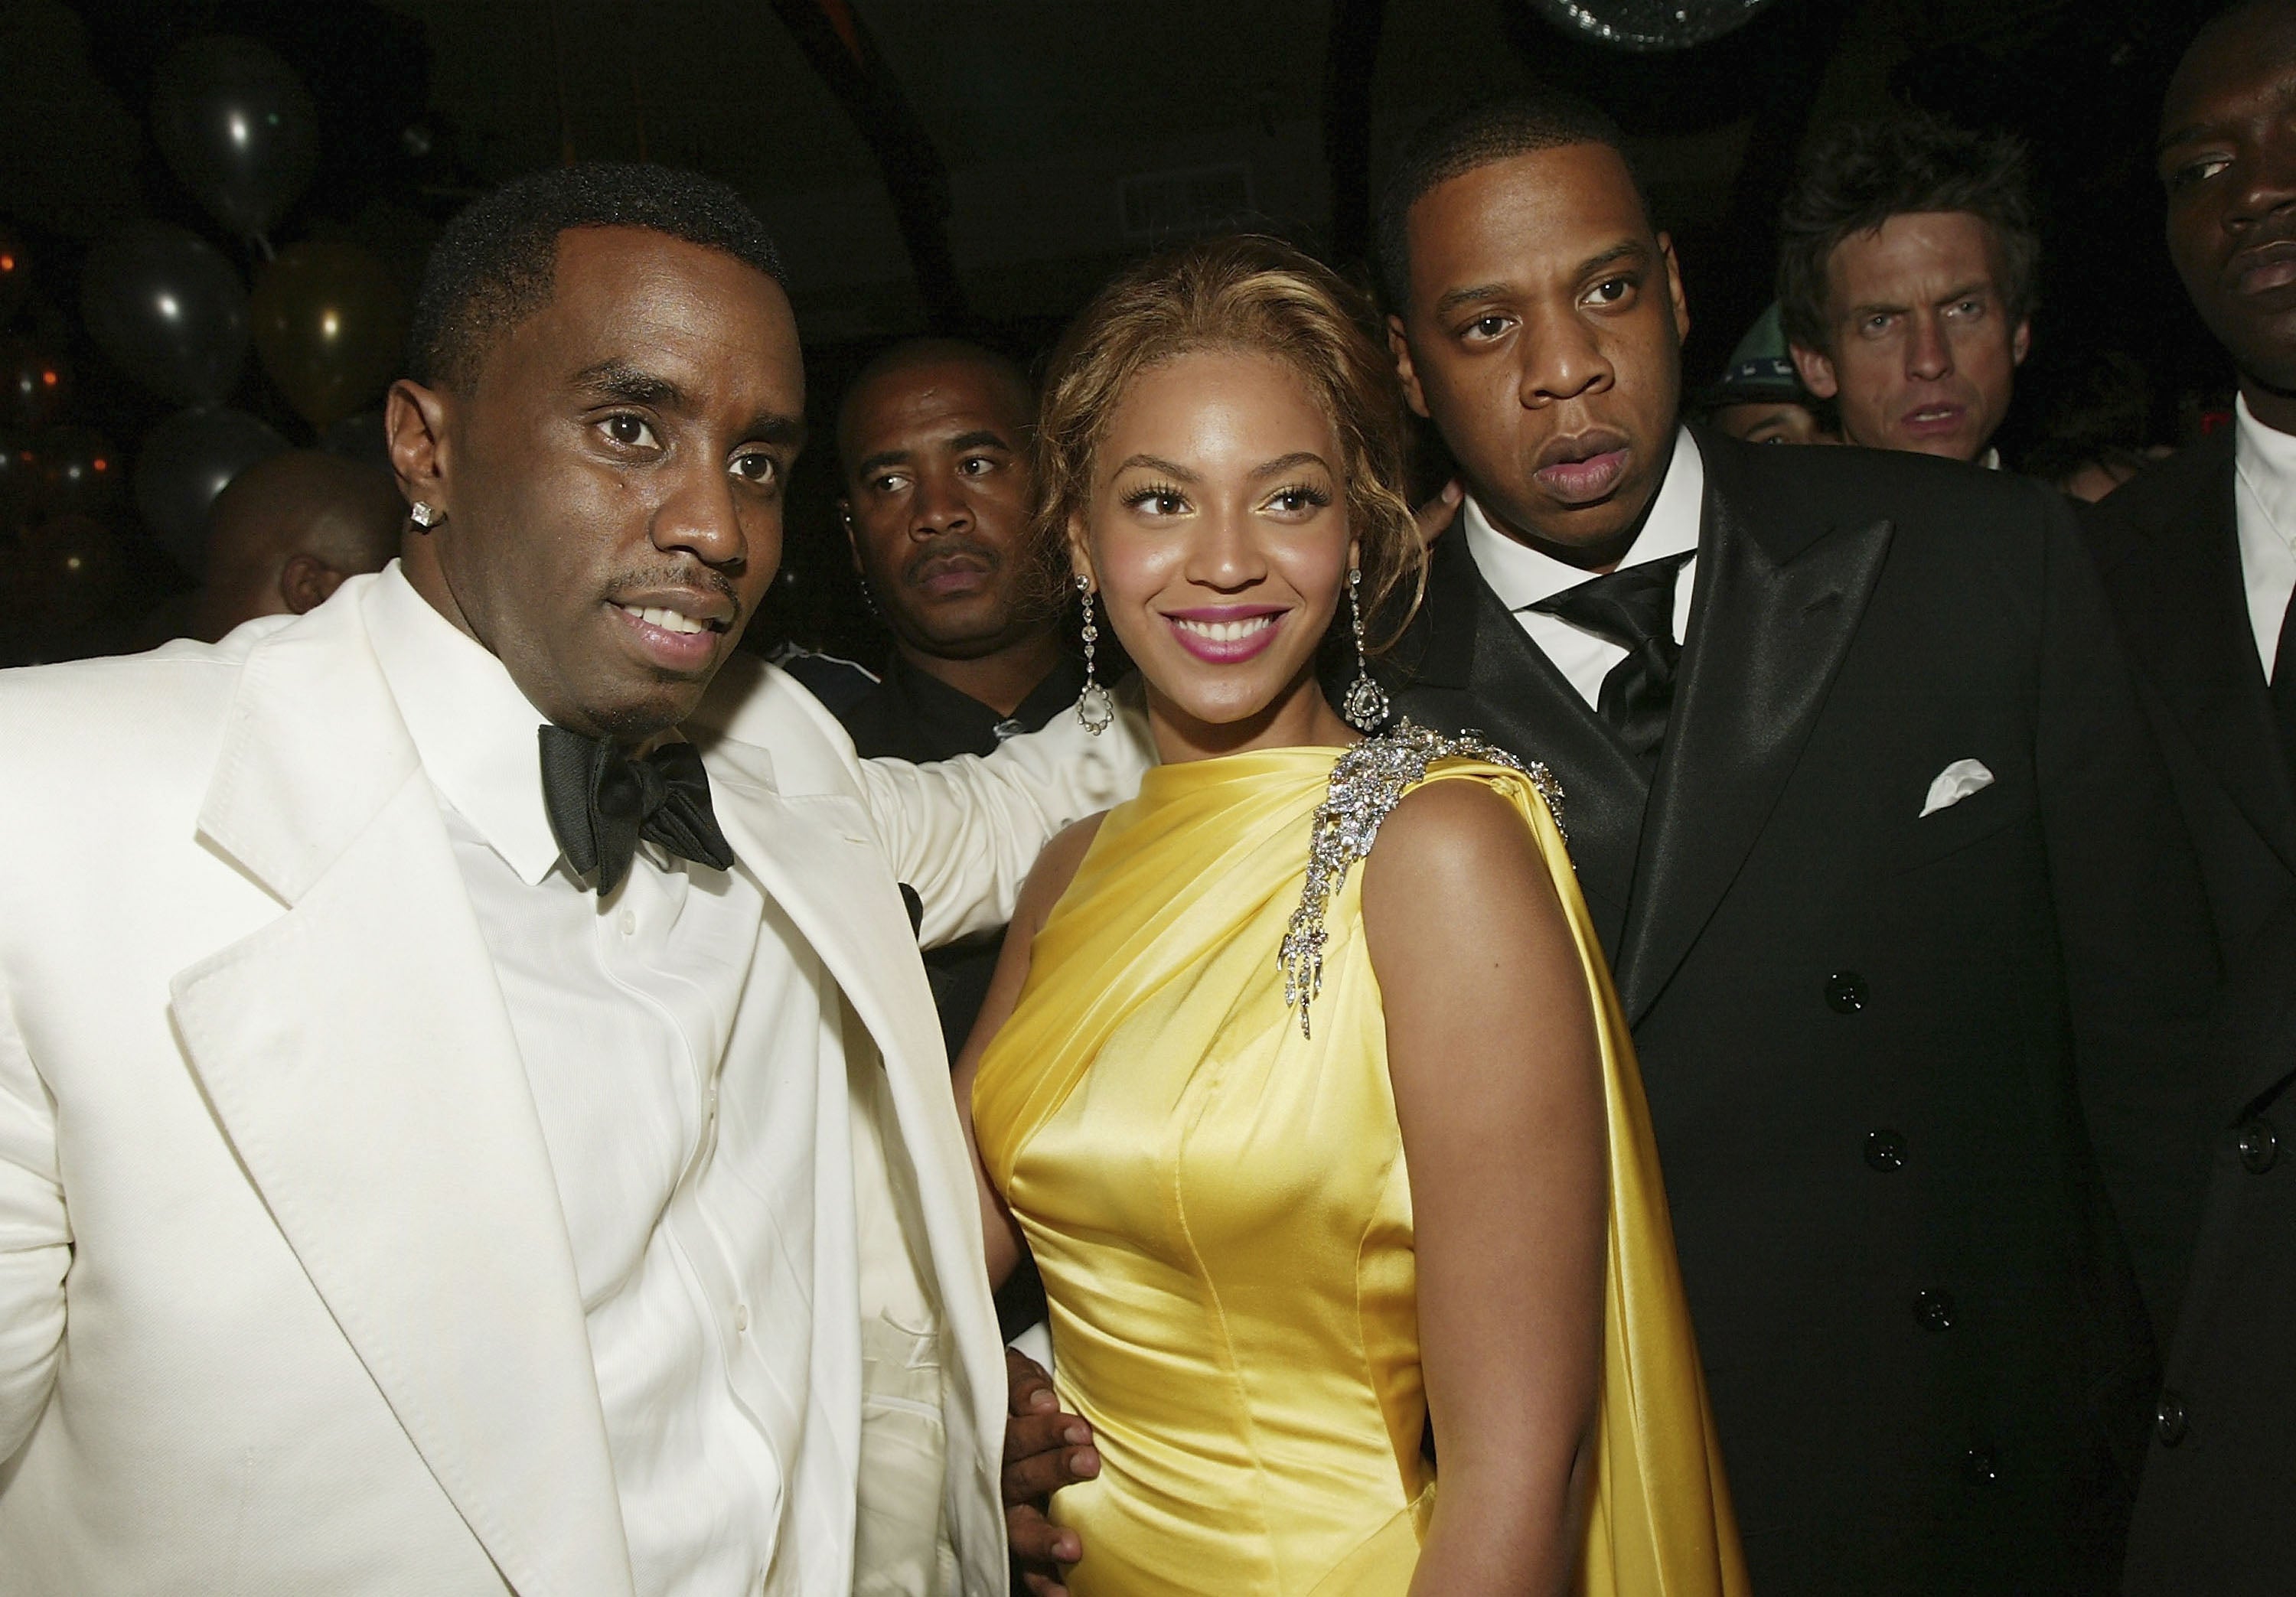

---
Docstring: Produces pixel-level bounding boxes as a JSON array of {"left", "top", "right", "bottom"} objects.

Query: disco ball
[{"left": 1527, "top": 0, "right": 1783, "bottom": 51}]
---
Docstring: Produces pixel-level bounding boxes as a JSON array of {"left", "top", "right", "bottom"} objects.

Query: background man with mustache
[
  {"left": 1372, "top": 90, "right": 2217, "bottom": 1595},
  {"left": 1777, "top": 113, "right": 2037, "bottom": 468},
  {"left": 833, "top": 337, "right": 1081, "bottom": 1060},
  {"left": 2082, "top": 5, "right": 2296, "bottom": 1588}
]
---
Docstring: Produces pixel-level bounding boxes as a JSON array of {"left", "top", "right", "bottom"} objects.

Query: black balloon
[
  {"left": 1526, "top": 0, "right": 1782, "bottom": 50},
  {"left": 134, "top": 406, "right": 286, "bottom": 575},
  {"left": 81, "top": 221, "right": 249, "bottom": 408},
  {"left": 0, "top": 337, "right": 68, "bottom": 429},
  {"left": 320, "top": 407, "right": 390, "bottom": 469},
  {"left": 150, "top": 37, "right": 319, "bottom": 241},
  {"left": 36, "top": 425, "right": 122, "bottom": 516}
]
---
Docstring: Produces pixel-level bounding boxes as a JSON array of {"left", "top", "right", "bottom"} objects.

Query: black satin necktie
[
  {"left": 1530, "top": 551, "right": 1695, "bottom": 769},
  {"left": 537, "top": 725, "right": 736, "bottom": 894}
]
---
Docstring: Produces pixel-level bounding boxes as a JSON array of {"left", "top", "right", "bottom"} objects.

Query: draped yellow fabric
[{"left": 974, "top": 744, "right": 1747, "bottom": 1596}]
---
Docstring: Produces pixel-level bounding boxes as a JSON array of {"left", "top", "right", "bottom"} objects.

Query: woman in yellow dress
[{"left": 957, "top": 235, "right": 1745, "bottom": 1596}]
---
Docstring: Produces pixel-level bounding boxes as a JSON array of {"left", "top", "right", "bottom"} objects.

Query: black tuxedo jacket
[
  {"left": 2080, "top": 435, "right": 2296, "bottom": 1595},
  {"left": 1382, "top": 430, "right": 2219, "bottom": 1596}
]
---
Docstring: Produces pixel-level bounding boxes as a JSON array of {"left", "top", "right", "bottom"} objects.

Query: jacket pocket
[{"left": 854, "top": 1313, "right": 958, "bottom": 1597}]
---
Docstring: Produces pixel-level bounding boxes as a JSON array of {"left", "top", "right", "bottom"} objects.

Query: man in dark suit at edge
[
  {"left": 2084, "top": 5, "right": 2296, "bottom": 1589},
  {"left": 1374, "top": 92, "right": 2219, "bottom": 1595}
]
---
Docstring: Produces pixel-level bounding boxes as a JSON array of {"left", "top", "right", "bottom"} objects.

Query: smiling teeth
[
  {"left": 1174, "top": 615, "right": 1276, "bottom": 641},
  {"left": 623, "top": 604, "right": 707, "bottom": 634}
]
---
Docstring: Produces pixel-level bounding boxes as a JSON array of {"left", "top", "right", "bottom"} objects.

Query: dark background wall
[{"left": 0, "top": 0, "right": 2230, "bottom": 663}]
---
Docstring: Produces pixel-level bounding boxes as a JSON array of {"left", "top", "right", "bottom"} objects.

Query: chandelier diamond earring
[
  {"left": 1075, "top": 573, "right": 1115, "bottom": 736},
  {"left": 1341, "top": 566, "right": 1390, "bottom": 732}
]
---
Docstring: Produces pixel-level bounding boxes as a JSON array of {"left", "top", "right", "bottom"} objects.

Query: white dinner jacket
[{"left": 0, "top": 574, "right": 1150, "bottom": 1595}]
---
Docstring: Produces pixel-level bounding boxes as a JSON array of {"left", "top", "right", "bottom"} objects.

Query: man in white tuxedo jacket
[{"left": 0, "top": 165, "right": 1147, "bottom": 1595}]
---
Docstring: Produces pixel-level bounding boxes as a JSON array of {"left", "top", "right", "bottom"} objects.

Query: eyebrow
[
  {"left": 1575, "top": 241, "right": 1648, "bottom": 279},
  {"left": 2159, "top": 79, "right": 2296, "bottom": 154},
  {"left": 947, "top": 428, "right": 1016, "bottom": 454},
  {"left": 574, "top": 358, "right": 686, "bottom": 409},
  {"left": 1250, "top": 451, "right": 1331, "bottom": 480},
  {"left": 1430, "top": 242, "right": 1649, "bottom": 318},
  {"left": 743, "top": 412, "right": 807, "bottom": 451},
  {"left": 1432, "top": 282, "right": 1511, "bottom": 317},
  {"left": 2157, "top": 120, "right": 2217, "bottom": 155},
  {"left": 1110, "top": 452, "right": 1199, "bottom": 481},
  {"left": 1848, "top": 282, "right": 1992, "bottom": 319}
]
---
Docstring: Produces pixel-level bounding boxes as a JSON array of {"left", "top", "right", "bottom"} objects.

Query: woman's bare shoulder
[{"left": 1370, "top": 774, "right": 1544, "bottom": 878}]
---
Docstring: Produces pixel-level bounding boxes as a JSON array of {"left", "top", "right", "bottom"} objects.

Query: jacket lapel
[
  {"left": 1391, "top": 534, "right": 1649, "bottom": 948},
  {"left": 697, "top": 735, "right": 1007, "bottom": 1553},
  {"left": 170, "top": 593, "right": 634, "bottom": 1597},
  {"left": 1615, "top": 445, "right": 1893, "bottom": 1022},
  {"left": 2095, "top": 433, "right": 2296, "bottom": 877}
]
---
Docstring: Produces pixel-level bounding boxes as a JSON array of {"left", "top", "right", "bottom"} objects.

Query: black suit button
[
  {"left": 2236, "top": 1116, "right": 2279, "bottom": 1175},
  {"left": 1826, "top": 971, "right": 1870, "bottom": 1013},
  {"left": 1963, "top": 1447, "right": 1999, "bottom": 1484},
  {"left": 1913, "top": 1289, "right": 1956, "bottom": 1331},
  {"left": 2156, "top": 1392, "right": 2189, "bottom": 1447},
  {"left": 1864, "top": 1129, "right": 1907, "bottom": 1171}
]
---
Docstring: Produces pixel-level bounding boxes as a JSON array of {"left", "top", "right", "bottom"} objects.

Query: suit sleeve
[
  {"left": 2035, "top": 487, "right": 2223, "bottom": 1341},
  {"left": 0, "top": 979, "right": 67, "bottom": 1463},
  {"left": 857, "top": 694, "right": 1156, "bottom": 949}
]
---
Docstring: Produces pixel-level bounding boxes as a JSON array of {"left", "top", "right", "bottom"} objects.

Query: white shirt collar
[
  {"left": 1978, "top": 447, "right": 2001, "bottom": 471},
  {"left": 2237, "top": 393, "right": 2296, "bottom": 554},
  {"left": 1462, "top": 425, "right": 1704, "bottom": 611},
  {"left": 363, "top": 562, "right": 568, "bottom": 885}
]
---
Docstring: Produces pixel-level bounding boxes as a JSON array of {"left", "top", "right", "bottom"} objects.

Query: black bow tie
[
  {"left": 1530, "top": 550, "right": 1695, "bottom": 770},
  {"left": 537, "top": 725, "right": 736, "bottom": 895}
]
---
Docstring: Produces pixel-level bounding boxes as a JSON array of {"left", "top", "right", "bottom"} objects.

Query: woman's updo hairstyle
[{"left": 1034, "top": 233, "right": 1425, "bottom": 650}]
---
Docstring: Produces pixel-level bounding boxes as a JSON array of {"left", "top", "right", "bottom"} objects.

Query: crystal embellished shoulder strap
[{"left": 1277, "top": 719, "right": 1564, "bottom": 1037}]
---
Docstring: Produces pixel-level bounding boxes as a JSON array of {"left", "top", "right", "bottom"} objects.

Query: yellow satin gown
[{"left": 973, "top": 728, "right": 1747, "bottom": 1596}]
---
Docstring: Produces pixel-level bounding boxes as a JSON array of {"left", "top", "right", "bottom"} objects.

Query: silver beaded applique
[{"left": 1277, "top": 719, "right": 1564, "bottom": 1038}]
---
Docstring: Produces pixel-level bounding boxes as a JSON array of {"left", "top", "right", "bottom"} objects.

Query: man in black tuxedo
[
  {"left": 2083, "top": 6, "right": 2296, "bottom": 1589},
  {"left": 1373, "top": 94, "right": 2218, "bottom": 1595}
]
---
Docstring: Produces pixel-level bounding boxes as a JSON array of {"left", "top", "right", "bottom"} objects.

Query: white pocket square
[{"left": 1920, "top": 758, "right": 1994, "bottom": 818}]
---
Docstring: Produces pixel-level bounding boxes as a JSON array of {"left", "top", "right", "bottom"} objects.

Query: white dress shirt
[
  {"left": 365, "top": 568, "right": 832, "bottom": 1596},
  {"left": 2234, "top": 394, "right": 2296, "bottom": 683},
  {"left": 1462, "top": 425, "right": 1707, "bottom": 709}
]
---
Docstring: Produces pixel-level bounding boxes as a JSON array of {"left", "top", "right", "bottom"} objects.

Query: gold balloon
[{"left": 249, "top": 241, "right": 408, "bottom": 432}]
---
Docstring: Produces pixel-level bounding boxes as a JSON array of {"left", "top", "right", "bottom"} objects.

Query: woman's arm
[
  {"left": 951, "top": 813, "right": 1107, "bottom": 1292},
  {"left": 1362, "top": 780, "right": 1606, "bottom": 1597}
]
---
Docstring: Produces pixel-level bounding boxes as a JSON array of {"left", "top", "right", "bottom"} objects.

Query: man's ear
[
  {"left": 1386, "top": 315, "right": 1432, "bottom": 420},
  {"left": 386, "top": 378, "right": 453, "bottom": 520},
  {"left": 279, "top": 552, "right": 347, "bottom": 615},
  {"left": 1790, "top": 341, "right": 1841, "bottom": 401},
  {"left": 2011, "top": 317, "right": 2032, "bottom": 368},
  {"left": 1658, "top": 232, "right": 1691, "bottom": 347}
]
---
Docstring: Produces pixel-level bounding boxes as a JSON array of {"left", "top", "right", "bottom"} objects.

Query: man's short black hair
[
  {"left": 1775, "top": 113, "right": 2038, "bottom": 357},
  {"left": 835, "top": 336, "right": 1037, "bottom": 484},
  {"left": 1372, "top": 90, "right": 1649, "bottom": 311},
  {"left": 407, "top": 161, "right": 788, "bottom": 393}
]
